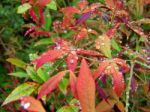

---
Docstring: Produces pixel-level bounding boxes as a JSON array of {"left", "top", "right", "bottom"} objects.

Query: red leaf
[
  {"left": 96, "top": 99, "right": 116, "bottom": 112},
  {"left": 33, "top": 50, "right": 65, "bottom": 70},
  {"left": 67, "top": 53, "right": 78, "bottom": 71},
  {"left": 31, "top": 30, "right": 51, "bottom": 36},
  {"left": 76, "top": 49, "right": 101, "bottom": 57},
  {"left": 20, "top": 96, "right": 45, "bottom": 112},
  {"left": 112, "top": 67, "right": 124, "bottom": 97},
  {"left": 114, "top": 58, "right": 129, "bottom": 73},
  {"left": 126, "top": 23, "right": 147, "bottom": 37},
  {"left": 38, "top": 71, "right": 68, "bottom": 99},
  {"left": 93, "top": 61, "right": 110, "bottom": 79},
  {"left": 106, "top": 23, "right": 121, "bottom": 39},
  {"left": 69, "top": 71, "right": 77, "bottom": 98},
  {"left": 62, "top": 16, "right": 73, "bottom": 28},
  {"left": 39, "top": 7, "right": 44, "bottom": 25},
  {"left": 61, "top": 7, "right": 80, "bottom": 16},
  {"left": 77, "top": 1, "right": 89, "bottom": 10},
  {"left": 24, "top": 26, "right": 36, "bottom": 36},
  {"left": 38, "top": 0, "right": 51, "bottom": 7},
  {"left": 106, "top": 0, "right": 124, "bottom": 10},
  {"left": 76, "top": 59, "right": 96, "bottom": 112},
  {"left": 75, "top": 28, "right": 88, "bottom": 41},
  {"left": 29, "top": 8, "right": 39, "bottom": 24}
]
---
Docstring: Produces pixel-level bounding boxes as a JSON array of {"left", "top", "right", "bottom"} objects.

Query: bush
[{"left": 1, "top": 0, "right": 150, "bottom": 112}]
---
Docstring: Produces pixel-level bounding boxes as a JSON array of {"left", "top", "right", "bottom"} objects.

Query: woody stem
[{"left": 125, "top": 61, "right": 134, "bottom": 112}]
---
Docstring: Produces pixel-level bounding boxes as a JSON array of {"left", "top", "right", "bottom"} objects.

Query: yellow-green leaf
[
  {"left": 2, "top": 82, "right": 37, "bottom": 106},
  {"left": 6, "top": 58, "right": 26, "bottom": 69},
  {"left": 95, "top": 34, "right": 112, "bottom": 58},
  {"left": 17, "top": 3, "right": 31, "bottom": 14}
]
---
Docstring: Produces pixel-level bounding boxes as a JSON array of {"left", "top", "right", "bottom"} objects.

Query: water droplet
[
  {"left": 22, "top": 102, "right": 30, "bottom": 109},
  {"left": 88, "top": 29, "right": 92, "bottom": 32},
  {"left": 70, "top": 59, "right": 74, "bottom": 64},
  {"left": 101, "top": 43, "right": 105, "bottom": 46},
  {"left": 56, "top": 46, "right": 61, "bottom": 50},
  {"left": 71, "top": 51, "right": 76, "bottom": 55},
  {"left": 64, "top": 30, "right": 67, "bottom": 33}
]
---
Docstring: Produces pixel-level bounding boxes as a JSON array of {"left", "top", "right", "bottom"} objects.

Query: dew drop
[
  {"left": 22, "top": 102, "right": 30, "bottom": 109},
  {"left": 70, "top": 59, "right": 74, "bottom": 64}
]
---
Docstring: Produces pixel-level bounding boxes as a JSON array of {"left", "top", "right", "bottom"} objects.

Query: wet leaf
[
  {"left": 33, "top": 49, "right": 65, "bottom": 70},
  {"left": 93, "top": 61, "right": 110, "bottom": 80},
  {"left": 77, "top": 49, "right": 101, "bottom": 57},
  {"left": 76, "top": 59, "right": 96, "bottom": 112},
  {"left": 38, "top": 71, "right": 68, "bottom": 99},
  {"left": 95, "top": 34, "right": 112, "bottom": 58},
  {"left": 21, "top": 96, "right": 46, "bottom": 112},
  {"left": 2, "top": 82, "right": 37, "bottom": 106},
  {"left": 26, "top": 66, "right": 43, "bottom": 83},
  {"left": 67, "top": 53, "right": 78, "bottom": 71},
  {"left": 112, "top": 67, "right": 124, "bottom": 97}
]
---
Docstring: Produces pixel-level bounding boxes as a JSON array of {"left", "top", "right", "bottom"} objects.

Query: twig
[{"left": 125, "top": 61, "right": 134, "bottom": 112}]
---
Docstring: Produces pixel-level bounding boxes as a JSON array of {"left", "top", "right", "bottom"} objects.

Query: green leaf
[
  {"left": 111, "top": 39, "right": 121, "bottom": 52},
  {"left": 2, "top": 83, "right": 37, "bottom": 106},
  {"left": 34, "top": 38, "right": 53, "bottom": 46},
  {"left": 26, "top": 66, "right": 43, "bottom": 84},
  {"left": 95, "top": 35, "right": 112, "bottom": 58},
  {"left": 37, "top": 68, "right": 49, "bottom": 82},
  {"left": 43, "top": 9, "right": 52, "bottom": 31},
  {"left": 57, "top": 106, "right": 79, "bottom": 112},
  {"left": 46, "top": 0, "right": 57, "bottom": 10},
  {"left": 58, "top": 77, "right": 69, "bottom": 95},
  {"left": 6, "top": 58, "right": 26, "bottom": 69},
  {"left": 17, "top": 3, "right": 31, "bottom": 14},
  {"left": 9, "top": 72, "right": 28, "bottom": 78}
]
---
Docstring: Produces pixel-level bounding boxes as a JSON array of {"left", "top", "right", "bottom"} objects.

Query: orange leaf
[
  {"left": 75, "top": 28, "right": 88, "bottom": 41},
  {"left": 61, "top": 7, "right": 80, "bottom": 16},
  {"left": 116, "top": 101, "right": 125, "bottom": 112},
  {"left": 77, "top": 1, "right": 89, "bottom": 10},
  {"left": 93, "top": 61, "right": 110, "bottom": 80},
  {"left": 69, "top": 71, "right": 77, "bottom": 98},
  {"left": 38, "top": 0, "right": 51, "bottom": 7},
  {"left": 112, "top": 67, "right": 124, "bottom": 97},
  {"left": 21, "top": 96, "right": 45, "bottom": 112},
  {"left": 96, "top": 99, "right": 116, "bottom": 112},
  {"left": 77, "top": 49, "right": 101, "bottom": 57},
  {"left": 105, "top": 0, "right": 124, "bottom": 10},
  {"left": 38, "top": 71, "right": 68, "bottom": 99},
  {"left": 114, "top": 58, "right": 129, "bottom": 73},
  {"left": 76, "top": 59, "right": 96, "bottom": 112},
  {"left": 67, "top": 53, "right": 78, "bottom": 71},
  {"left": 32, "top": 49, "right": 65, "bottom": 70}
]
